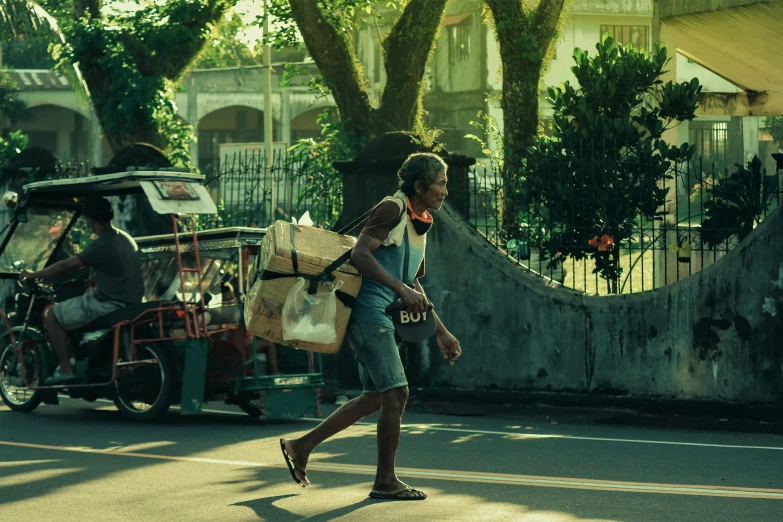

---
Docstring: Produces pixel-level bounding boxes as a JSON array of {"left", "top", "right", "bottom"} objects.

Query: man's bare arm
[
  {"left": 413, "top": 278, "right": 446, "bottom": 335},
  {"left": 24, "top": 256, "right": 84, "bottom": 280}
]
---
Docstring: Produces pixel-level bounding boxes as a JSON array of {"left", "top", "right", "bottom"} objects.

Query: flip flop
[
  {"left": 279, "top": 438, "right": 307, "bottom": 488},
  {"left": 369, "top": 485, "right": 427, "bottom": 501}
]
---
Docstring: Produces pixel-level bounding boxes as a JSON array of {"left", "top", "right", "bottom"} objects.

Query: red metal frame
[
  {"left": 171, "top": 214, "right": 209, "bottom": 339},
  {"left": 3, "top": 215, "right": 246, "bottom": 393}
]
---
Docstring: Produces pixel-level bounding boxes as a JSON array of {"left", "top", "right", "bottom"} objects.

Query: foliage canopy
[
  {"left": 2, "top": 0, "right": 235, "bottom": 166},
  {"left": 765, "top": 116, "right": 783, "bottom": 149}
]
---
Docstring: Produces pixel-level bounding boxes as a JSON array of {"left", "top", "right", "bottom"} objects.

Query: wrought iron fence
[
  {"left": 202, "top": 149, "right": 342, "bottom": 229},
  {"left": 460, "top": 155, "right": 782, "bottom": 295}
]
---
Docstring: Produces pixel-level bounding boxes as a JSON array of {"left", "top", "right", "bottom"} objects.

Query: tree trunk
[
  {"left": 377, "top": 0, "right": 447, "bottom": 132},
  {"left": 485, "top": 0, "right": 567, "bottom": 236},
  {"left": 289, "top": 0, "right": 447, "bottom": 138},
  {"left": 496, "top": 48, "right": 542, "bottom": 235}
]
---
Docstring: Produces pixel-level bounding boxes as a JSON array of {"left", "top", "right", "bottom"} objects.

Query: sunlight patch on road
[
  {"left": 0, "top": 459, "right": 61, "bottom": 467},
  {"left": 99, "top": 441, "right": 177, "bottom": 453},
  {"left": 450, "top": 433, "right": 483, "bottom": 444},
  {"left": 0, "top": 467, "right": 83, "bottom": 488}
]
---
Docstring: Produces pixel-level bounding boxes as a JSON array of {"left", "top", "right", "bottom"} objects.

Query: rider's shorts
[
  {"left": 346, "top": 320, "right": 408, "bottom": 393},
  {"left": 52, "top": 291, "right": 123, "bottom": 331}
]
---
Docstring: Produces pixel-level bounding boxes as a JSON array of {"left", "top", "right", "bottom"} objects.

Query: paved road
[{"left": 1, "top": 398, "right": 782, "bottom": 522}]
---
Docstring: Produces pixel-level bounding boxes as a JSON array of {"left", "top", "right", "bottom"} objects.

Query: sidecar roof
[{"left": 20, "top": 171, "right": 216, "bottom": 214}]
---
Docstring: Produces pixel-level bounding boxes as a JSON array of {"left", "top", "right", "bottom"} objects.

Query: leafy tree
[
  {"left": 0, "top": 37, "right": 56, "bottom": 68},
  {"left": 1, "top": 0, "right": 237, "bottom": 166},
  {"left": 191, "top": 11, "right": 261, "bottom": 69},
  {"left": 765, "top": 116, "right": 783, "bottom": 149},
  {"left": 0, "top": 129, "right": 28, "bottom": 169},
  {"left": 483, "top": 0, "right": 568, "bottom": 234},
  {"left": 0, "top": 68, "right": 28, "bottom": 124},
  {"left": 699, "top": 155, "right": 778, "bottom": 248},
  {"left": 264, "top": 0, "right": 449, "bottom": 139},
  {"left": 521, "top": 36, "right": 701, "bottom": 291},
  {"left": 0, "top": 68, "right": 30, "bottom": 169}
]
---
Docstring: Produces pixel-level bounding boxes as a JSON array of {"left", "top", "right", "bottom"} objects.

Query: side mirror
[{"left": 2, "top": 191, "right": 18, "bottom": 209}]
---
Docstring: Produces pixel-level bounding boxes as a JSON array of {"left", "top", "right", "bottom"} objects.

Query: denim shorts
[{"left": 346, "top": 321, "right": 408, "bottom": 393}]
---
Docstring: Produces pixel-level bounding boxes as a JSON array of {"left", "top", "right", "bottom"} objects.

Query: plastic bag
[
  {"left": 291, "top": 211, "right": 313, "bottom": 226},
  {"left": 281, "top": 277, "right": 343, "bottom": 344}
]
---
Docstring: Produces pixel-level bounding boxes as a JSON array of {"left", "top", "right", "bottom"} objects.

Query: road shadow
[
  {"left": 232, "top": 494, "right": 375, "bottom": 521},
  {"left": 3, "top": 401, "right": 783, "bottom": 522}
]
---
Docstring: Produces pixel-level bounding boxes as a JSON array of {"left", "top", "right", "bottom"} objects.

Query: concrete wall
[
  {"left": 421, "top": 203, "right": 783, "bottom": 403},
  {"left": 574, "top": 0, "right": 652, "bottom": 15}
]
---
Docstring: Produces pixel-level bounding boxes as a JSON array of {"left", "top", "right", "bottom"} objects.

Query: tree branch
[
  {"left": 288, "top": 0, "right": 374, "bottom": 133},
  {"left": 378, "top": 0, "right": 448, "bottom": 131},
  {"left": 130, "top": 0, "right": 235, "bottom": 80},
  {"left": 533, "top": 0, "right": 567, "bottom": 56}
]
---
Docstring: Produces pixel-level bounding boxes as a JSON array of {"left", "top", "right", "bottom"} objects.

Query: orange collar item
[{"left": 406, "top": 196, "right": 433, "bottom": 235}]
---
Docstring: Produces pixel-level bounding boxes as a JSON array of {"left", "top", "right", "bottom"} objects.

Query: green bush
[{"left": 521, "top": 35, "right": 701, "bottom": 286}]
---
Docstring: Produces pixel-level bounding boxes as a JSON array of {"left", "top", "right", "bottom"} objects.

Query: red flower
[{"left": 588, "top": 234, "right": 614, "bottom": 252}]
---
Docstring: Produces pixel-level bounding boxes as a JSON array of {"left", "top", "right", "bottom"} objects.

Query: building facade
[
  {"left": 3, "top": 1, "right": 779, "bottom": 173},
  {"left": 353, "top": 0, "right": 775, "bottom": 172},
  {"left": 2, "top": 63, "right": 328, "bottom": 170}
]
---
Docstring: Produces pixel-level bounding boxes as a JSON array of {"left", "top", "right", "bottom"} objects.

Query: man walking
[{"left": 280, "top": 152, "right": 462, "bottom": 500}]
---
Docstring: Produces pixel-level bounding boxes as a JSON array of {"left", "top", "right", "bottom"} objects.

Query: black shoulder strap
[
  {"left": 333, "top": 195, "right": 406, "bottom": 236},
  {"left": 402, "top": 225, "right": 410, "bottom": 286},
  {"left": 320, "top": 196, "right": 407, "bottom": 280},
  {"left": 270, "top": 197, "right": 408, "bottom": 297}
]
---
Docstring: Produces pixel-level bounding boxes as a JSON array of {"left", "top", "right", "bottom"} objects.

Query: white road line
[{"left": 51, "top": 396, "right": 783, "bottom": 452}]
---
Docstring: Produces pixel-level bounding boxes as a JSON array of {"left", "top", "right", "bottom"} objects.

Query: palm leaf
[
  {"left": 0, "top": 0, "right": 58, "bottom": 40},
  {"left": 0, "top": 0, "right": 91, "bottom": 101}
]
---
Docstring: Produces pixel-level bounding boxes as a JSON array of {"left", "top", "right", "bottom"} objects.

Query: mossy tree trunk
[
  {"left": 288, "top": 0, "right": 448, "bottom": 138},
  {"left": 484, "top": 0, "right": 567, "bottom": 235}
]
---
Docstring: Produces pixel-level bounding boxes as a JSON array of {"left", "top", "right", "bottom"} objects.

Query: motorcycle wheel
[
  {"left": 113, "top": 344, "right": 173, "bottom": 422},
  {"left": 0, "top": 344, "right": 42, "bottom": 412}
]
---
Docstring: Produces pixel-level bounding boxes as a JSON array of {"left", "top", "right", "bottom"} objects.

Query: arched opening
[
  {"left": 197, "top": 105, "right": 279, "bottom": 171},
  {"left": 291, "top": 106, "right": 335, "bottom": 142},
  {"left": 13, "top": 105, "right": 91, "bottom": 163}
]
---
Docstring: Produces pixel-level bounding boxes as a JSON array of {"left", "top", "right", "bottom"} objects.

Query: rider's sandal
[
  {"left": 369, "top": 485, "right": 428, "bottom": 501},
  {"left": 44, "top": 369, "right": 81, "bottom": 386},
  {"left": 280, "top": 438, "right": 308, "bottom": 488}
]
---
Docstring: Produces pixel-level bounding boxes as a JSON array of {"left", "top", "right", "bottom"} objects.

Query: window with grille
[
  {"left": 689, "top": 121, "right": 729, "bottom": 164},
  {"left": 600, "top": 25, "right": 649, "bottom": 50},
  {"left": 448, "top": 22, "right": 471, "bottom": 63}
]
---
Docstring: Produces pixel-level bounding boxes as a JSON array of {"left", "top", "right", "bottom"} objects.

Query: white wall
[{"left": 676, "top": 53, "right": 742, "bottom": 93}]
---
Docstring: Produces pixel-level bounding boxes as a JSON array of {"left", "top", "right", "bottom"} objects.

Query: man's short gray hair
[{"left": 397, "top": 153, "right": 448, "bottom": 197}]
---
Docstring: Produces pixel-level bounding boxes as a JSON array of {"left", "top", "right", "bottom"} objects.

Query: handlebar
[{"left": 17, "top": 277, "right": 56, "bottom": 296}]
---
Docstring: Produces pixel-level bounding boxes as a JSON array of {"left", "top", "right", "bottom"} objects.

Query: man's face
[
  {"left": 418, "top": 169, "right": 449, "bottom": 211},
  {"left": 84, "top": 217, "right": 97, "bottom": 234}
]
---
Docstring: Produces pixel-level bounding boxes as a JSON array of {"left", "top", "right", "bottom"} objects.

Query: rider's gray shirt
[{"left": 77, "top": 227, "right": 144, "bottom": 304}]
